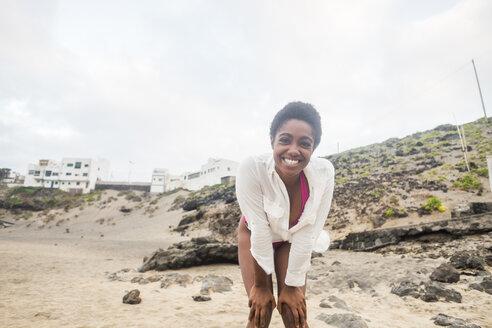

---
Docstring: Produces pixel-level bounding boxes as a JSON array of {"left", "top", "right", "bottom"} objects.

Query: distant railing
[{"left": 95, "top": 181, "right": 151, "bottom": 192}]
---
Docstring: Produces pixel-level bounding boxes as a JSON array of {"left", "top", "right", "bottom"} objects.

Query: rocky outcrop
[
  {"left": 139, "top": 237, "right": 238, "bottom": 272},
  {"left": 452, "top": 202, "right": 492, "bottom": 218},
  {"left": 430, "top": 263, "right": 460, "bottom": 283},
  {"left": 431, "top": 313, "right": 481, "bottom": 328},
  {"left": 200, "top": 274, "right": 233, "bottom": 295},
  {"left": 316, "top": 313, "right": 368, "bottom": 328},
  {"left": 449, "top": 250, "right": 487, "bottom": 274},
  {"left": 391, "top": 281, "right": 462, "bottom": 303},
  {"left": 335, "top": 214, "right": 492, "bottom": 251},
  {"left": 122, "top": 289, "right": 141, "bottom": 304},
  {"left": 180, "top": 185, "right": 236, "bottom": 211},
  {"left": 469, "top": 277, "right": 492, "bottom": 294}
]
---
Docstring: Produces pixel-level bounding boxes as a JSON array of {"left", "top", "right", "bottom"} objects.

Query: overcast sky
[{"left": 1, "top": 0, "right": 491, "bottom": 182}]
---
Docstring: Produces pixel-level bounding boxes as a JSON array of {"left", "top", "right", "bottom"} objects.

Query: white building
[
  {"left": 150, "top": 168, "right": 168, "bottom": 193},
  {"left": 24, "top": 159, "right": 61, "bottom": 189},
  {"left": 150, "top": 158, "right": 239, "bottom": 193},
  {"left": 24, "top": 158, "right": 110, "bottom": 194},
  {"left": 1, "top": 170, "right": 24, "bottom": 187}
]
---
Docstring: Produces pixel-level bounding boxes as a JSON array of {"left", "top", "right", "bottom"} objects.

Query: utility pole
[{"left": 472, "top": 59, "right": 488, "bottom": 123}]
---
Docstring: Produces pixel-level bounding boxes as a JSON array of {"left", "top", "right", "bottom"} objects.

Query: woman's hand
[
  {"left": 248, "top": 285, "right": 276, "bottom": 328},
  {"left": 278, "top": 286, "right": 307, "bottom": 328}
]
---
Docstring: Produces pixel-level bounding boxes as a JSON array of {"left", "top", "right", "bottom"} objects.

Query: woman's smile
[{"left": 272, "top": 119, "right": 315, "bottom": 182}]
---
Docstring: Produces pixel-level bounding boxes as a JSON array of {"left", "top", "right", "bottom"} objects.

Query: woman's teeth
[{"left": 284, "top": 158, "right": 299, "bottom": 165}]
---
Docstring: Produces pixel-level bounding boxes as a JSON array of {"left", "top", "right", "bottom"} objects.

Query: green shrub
[
  {"left": 389, "top": 195, "right": 399, "bottom": 206},
  {"left": 473, "top": 168, "right": 489, "bottom": 178},
  {"left": 424, "top": 197, "right": 442, "bottom": 211},
  {"left": 384, "top": 209, "right": 395, "bottom": 217},
  {"left": 452, "top": 174, "right": 483, "bottom": 191}
]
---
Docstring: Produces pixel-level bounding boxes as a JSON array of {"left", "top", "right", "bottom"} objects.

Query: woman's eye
[
  {"left": 301, "top": 142, "right": 312, "bottom": 148},
  {"left": 279, "top": 138, "right": 289, "bottom": 144}
]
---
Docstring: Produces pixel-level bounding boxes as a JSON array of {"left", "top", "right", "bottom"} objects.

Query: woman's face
[{"left": 271, "top": 119, "right": 315, "bottom": 180}]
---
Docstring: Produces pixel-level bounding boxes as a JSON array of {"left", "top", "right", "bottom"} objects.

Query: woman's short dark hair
[{"left": 270, "top": 101, "right": 322, "bottom": 149}]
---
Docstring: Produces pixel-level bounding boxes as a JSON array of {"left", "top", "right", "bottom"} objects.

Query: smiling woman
[{"left": 236, "top": 102, "right": 335, "bottom": 328}]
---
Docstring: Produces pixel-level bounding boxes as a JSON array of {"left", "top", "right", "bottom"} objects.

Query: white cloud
[{"left": 1, "top": 0, "right": 491, "bottom": 180}]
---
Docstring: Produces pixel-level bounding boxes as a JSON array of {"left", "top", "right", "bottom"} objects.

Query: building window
[
  {"left": 75, "top": 162, "right": 82, "bottom": 169},
  {"left": 55, "top": 181, "right": 58, "bottom": 184},
  {"left": 53, "top": 172, "right": 59, "bottom": 176},
  {"left": 76, "top": 182, "right": 80, "bottom": 185},
  {"left": 62, "top": 182, "right": 65, "bottom": 185},
  {"left": 227, "top": 167, "right": 231, "bottom": 171},
  {"left": 68, "top": 182, "right": 71, "bottom": 185},
  {"left": 34, "top": 171, "right": 40, "bottom": 176},
  {"left": 159, "top": 178, "right": 162, "bottom": 181},
  {"left": 83, "top": 173, "right": 88, "bottom": 177},
  {"left": 45, "top": 171, "right": 52, "bottom": 177},
  {"left": 67, "top": 163, "right": 73, "bottom": 167},
  {"left": 28, "top": 170, "right": 35, "bottom": 175},
  {"left": 188, "top": 172, "right": 200, "bottom": 179},
  {"left": 84, "top": 164, "right": 89, "bottom": 167},
  {"left": 66, "top": 172, "right": 72, "bottom": 176}
]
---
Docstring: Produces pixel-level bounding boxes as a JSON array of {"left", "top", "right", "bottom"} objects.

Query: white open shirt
[{"left": 235, "top": 153, "right": 335, "bottom": 286}]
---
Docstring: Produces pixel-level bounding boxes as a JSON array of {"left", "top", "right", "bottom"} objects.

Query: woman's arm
[
  {"left": 236, "top": 157, "right": 275, "bottom": 275},
  {"left": 236, "top": 157, "right": 277, "bottom": 327},
  {"left": 248, "top": 259, "right": 276, "bottom": 327}
]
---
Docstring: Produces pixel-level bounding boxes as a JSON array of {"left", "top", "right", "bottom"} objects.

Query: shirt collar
[{"left": 266, "top": 153, "right": 319, "bottom": 191}]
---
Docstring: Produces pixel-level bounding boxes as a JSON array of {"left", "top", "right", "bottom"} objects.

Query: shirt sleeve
[
  {"left": 285, "top": 161, "right": 335, "bottom": 286},
  {"left": 235, "top": 156, "right": 275, "bottom": 275}
]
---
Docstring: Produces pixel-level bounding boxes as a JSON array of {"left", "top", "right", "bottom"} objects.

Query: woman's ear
[{"left": 270, "top": 136, "right": 274, "bottom": 149}]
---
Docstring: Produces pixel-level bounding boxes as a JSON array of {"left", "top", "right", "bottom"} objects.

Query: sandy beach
[{"left": 1, "top": 190, "right": 491, "bottom": 328}]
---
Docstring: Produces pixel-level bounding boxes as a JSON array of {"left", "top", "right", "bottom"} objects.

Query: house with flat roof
[
  {"left": 150, "top": 158, "right": 238, "bottom": 193},
  {"left": 24, "top": 158, "right": 110, "bottom": 193}
]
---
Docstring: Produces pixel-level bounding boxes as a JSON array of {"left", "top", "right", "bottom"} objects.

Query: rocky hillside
[{"left": 324, "top": 118, "right": 491, "bottom": 239}]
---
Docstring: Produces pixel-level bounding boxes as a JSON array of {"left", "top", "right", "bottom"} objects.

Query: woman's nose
[{"left": 287, "top": 144, "right": 301, "bottom": 155}]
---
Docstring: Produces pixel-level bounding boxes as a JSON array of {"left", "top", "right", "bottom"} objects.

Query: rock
[
  {"left": 481, "top": 277, "right": 492, "bottom": 289},
  {"left": 424, "top": 282, "right": 462, "bottom": 303},
  {"left": 469, "top": 277, "right": 492, "bottom": 294},
  {"left": 431, "top": 313, "right": 481, "bottom": 327},
  {"left": 160, "top": 273, "right": 192, "bottom": 288},
  {"left": 131, "top": 276, "right": 143, "bottom": 283},
  {"left": 146, "top": 275, "right": 162, "bottom": 283},
  {"left": 139, "top": 237, "right": 238, "bottom": 272},
  {"left": 319, "top": 300, "right": 332, "bottom": 308},
  {"left": 449, "top": 251, "right": 485, "bottom": 274},
  {"left": 421, "top": 293, "right": 439, "bottom": 302},
  {"left": 370, "top": 216, "right": 386, "bottom": 228},
  {"left": 327, "top": 295, "right": 352, "bottom": 311},
  {"left": 390, "top": 281, "right": 421, "bottom": 298},
  {"left": 200, "top": 274, "right": 233, "bottom": 295},
  {"left": 180, "top": 185, "right": 237, "bottom": 212},
  {"left": 339, "top": 214, "right": 492, "bottom": 251},
  {"left": 316, "top": 313, "right": 368, "bottom": 328},
  {"left": 119, "top": 206, "right": 132, "bottom": 213},
  {"left": 430, "top": 263, "right": 460, "bottom": 283},
  {"left": 485, "top": 254, "right": 492, "bottom": 266},
  {"left": 108, "top": 272, "right": 124, "bottom": 281},
  {"left": 177, "top": 210, "right": 205, "bottom": 227},
  {"left": 469, "top": 283, "right": 484, "bottom": 292},
  {"left": 122, "top": 289, "right": 141, "bottom": 304},
  {"left": 391, "top": 281, "right": 462, "bottom": 303},
  {"left": 192, "top": 295, "right": 211, "bottom": 302},
  {"left": 452, "top": 202, "right": 492, "bottom": 218}
]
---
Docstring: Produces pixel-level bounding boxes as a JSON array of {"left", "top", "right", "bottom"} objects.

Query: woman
[{"left": 236, "top": 101, "right": 335, "bottom": 328}]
